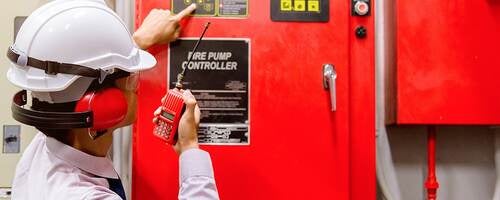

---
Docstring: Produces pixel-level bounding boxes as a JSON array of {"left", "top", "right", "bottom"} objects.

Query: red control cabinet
[
  {"left": 133, "top": 0, "right": 374, "bottom": 199},
  {"left": 397, "top": 0, "right": 500, "bottom": 124}
]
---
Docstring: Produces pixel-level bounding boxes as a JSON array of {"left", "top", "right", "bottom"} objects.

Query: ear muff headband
[{"left": 12, "top": 90, "right": 93, "bottom": 129}]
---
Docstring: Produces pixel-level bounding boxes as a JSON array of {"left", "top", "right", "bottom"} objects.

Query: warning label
[
  {"left": 219, "top": 0, "right": 248, "bottom": 16},
  {"left": 172, "top": 0, "right": 248, "bottom": 17},
  {"left": 279, "top": 0, "right": 321, "bottom": 12},
  {"left": 169, "top": 39, "right": 250, "bottom": 145}
]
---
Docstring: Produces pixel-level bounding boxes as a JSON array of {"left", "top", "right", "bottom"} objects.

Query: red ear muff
[{"left": 75, "top": 88, "right": 128, "bottom": 131}]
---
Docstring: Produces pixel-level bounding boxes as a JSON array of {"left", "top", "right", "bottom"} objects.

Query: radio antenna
[{"left": 175, "top": 22, "right": 210, "bottom": 89}]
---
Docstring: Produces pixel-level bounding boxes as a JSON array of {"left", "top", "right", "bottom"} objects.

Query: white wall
[
  {"left": 388, "top": 126, "right": 496, "bottom": 200},
  {"left": 0, "top": 0, "right": 127, "bottom": 189},
  {"left": 0, "top": 0, "right": 52, "bottom": 189}
]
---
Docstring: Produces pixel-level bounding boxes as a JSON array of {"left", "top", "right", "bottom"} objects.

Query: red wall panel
[{"left": 397, "top": 0, "right": 500, "bottom": 124}]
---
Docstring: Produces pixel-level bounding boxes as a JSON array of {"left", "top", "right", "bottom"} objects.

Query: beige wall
[{"left": 0, "top": 0, "right": 52, "bottom": 188}]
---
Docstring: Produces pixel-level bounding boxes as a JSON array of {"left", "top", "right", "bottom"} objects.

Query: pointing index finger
[{"left": 174, "top": 3, "right": 197, "bottom": 21}]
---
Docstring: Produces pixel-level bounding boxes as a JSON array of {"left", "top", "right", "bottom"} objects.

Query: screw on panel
[{"left": 355, "top": 26, "right": 367, "bottom": 38}]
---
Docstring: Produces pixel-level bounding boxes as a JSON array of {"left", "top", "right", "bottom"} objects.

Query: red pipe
[{"left": 425, "top": 126, "right": 439, "bottom": 200}]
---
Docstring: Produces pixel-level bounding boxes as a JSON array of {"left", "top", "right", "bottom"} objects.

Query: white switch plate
[
  {"left": 0, "top": 187, "right": 12, "bottom": 198},
  {"left": 3, "top": 125, "right": 21, "bottom": 153}
]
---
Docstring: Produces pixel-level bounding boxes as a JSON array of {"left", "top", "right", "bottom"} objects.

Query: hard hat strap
[{"left": 7, "top": 46, "right": 105, "bottom": 79}]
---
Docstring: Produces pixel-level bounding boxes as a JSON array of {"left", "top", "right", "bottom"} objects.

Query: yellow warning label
[
  {"left": 294, "top": 0, "right": 306, "bottom": 11},
  {"left": 308, "top": 1, "right": 320, "bottom": 12},
  {"left": 280, "top": 0, "right": 292, "bottom": 11}
]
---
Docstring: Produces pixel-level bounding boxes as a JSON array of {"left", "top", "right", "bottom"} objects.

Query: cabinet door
[
  {"left": 397, "top": 0, "right": 500, "bottom": 124},
  {"left": 133, "top": 0, "right": 374, "bottom": 199}
]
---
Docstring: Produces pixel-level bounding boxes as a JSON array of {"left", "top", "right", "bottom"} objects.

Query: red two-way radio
[{"left": 154, "top": 22, "right": 210, "bottom": 145}]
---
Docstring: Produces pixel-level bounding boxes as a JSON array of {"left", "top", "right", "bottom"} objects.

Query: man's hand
[
  {"left": 153, "top": 89, "right": 201, "bottom": 155},
  {"left": 133, "top": 4, "right": 196, "bottom": 49},
  {"left": 174, "top": 90, "right": 201, "bottom": 154}
]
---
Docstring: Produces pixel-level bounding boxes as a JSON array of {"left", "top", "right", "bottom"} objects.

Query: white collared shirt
[{"left": 12, "top": 132, "right": 219, "bottom": 200}]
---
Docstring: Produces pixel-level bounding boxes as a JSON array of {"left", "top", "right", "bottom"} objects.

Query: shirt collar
[{"left": 44, "top": 133, "right": 118, "bottom": 179}]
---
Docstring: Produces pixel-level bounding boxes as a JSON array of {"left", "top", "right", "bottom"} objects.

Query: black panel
[
  {"left": 271, "top": 0, "right": 329, "bottom": 22},
  {"left": 172, "top": 0, "right": 248, "bottom": 17},
  {"left": 173, "top": 0, "right": 216, "bottom": 16}
]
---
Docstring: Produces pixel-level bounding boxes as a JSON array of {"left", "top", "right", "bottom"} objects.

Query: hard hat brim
[{"left": 126, "top": 49, "right": 157, "bottom": 72}]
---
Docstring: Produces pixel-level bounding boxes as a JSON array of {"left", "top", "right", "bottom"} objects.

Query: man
[{"left": 6, "top": 0, "right": 219, "bottom": 199}]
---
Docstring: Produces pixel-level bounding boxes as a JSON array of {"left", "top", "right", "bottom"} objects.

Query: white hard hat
[{"left": 6, "top": 0, "right": 156, "bottom": 103}]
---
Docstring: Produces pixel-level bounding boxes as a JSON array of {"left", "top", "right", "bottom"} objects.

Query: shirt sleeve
[{"left": 179, "top": 149, "right": 220, "bottom": 200}]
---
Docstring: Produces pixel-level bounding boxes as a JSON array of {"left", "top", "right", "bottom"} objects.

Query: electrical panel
[
  {"left": 134, "top": 0, "right": 374, "bottom": 199},
  {"left": 271, "top": 0, "right": 329, "bottom": 22}
]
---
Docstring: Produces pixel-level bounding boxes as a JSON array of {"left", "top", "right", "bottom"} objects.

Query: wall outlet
[
  {"left": 0, "top": 187, "right": 12, "bottom": 199},
  {"left": 3, "top": 125, "right": 21, "bottom": 154}
]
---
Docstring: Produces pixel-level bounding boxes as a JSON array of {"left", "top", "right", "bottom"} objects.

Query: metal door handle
[{"left": 323, "top": 64, "right": 337, "bottom": 111}]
